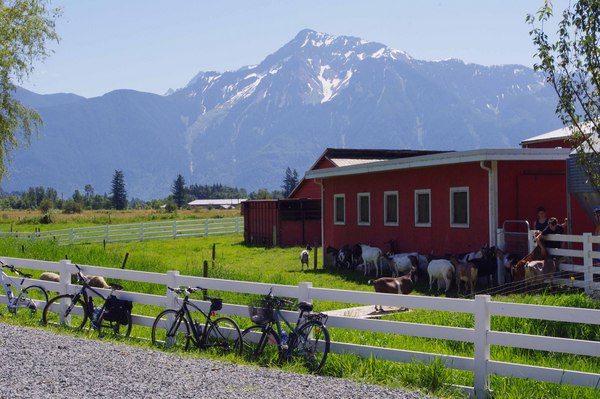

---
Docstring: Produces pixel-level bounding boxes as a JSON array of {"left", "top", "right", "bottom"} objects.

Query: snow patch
[{"left": 317, "top": 66, "right": 353, "bottom": 103}]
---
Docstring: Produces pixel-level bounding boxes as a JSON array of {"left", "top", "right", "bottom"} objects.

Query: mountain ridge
[{"left": 5, "top": 29, "right": 561, "bottom": 199}]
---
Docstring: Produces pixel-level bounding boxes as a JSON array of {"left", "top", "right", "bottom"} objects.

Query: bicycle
[
  {"left": 0, "top": 261, "right": 48, "bottom": 318},
  {"left": 242, "top": 288, "right": 331, "bottom": 373},
  {"left": 41, "top": 264, "right": 133, "bottom": 337},
  {"left": 151, "top": 286, "right": 242, "bottom": 356}
]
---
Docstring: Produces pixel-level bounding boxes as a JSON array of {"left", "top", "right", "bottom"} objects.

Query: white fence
[
  {"left": 0, "top": 256, "right": 598, "bottom": 398},
  {"left": 0, "top": 217, "right": 243, "bottom": 245},
  {"left": 497, "top": 229, "right": 600, "bottom": 294}
]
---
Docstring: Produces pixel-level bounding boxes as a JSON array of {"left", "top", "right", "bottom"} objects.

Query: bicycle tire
[
  {"left": 293, "top": 320, "right": 330, "bottom": 373},
  {"left": 98, "top": 310, "right": 132, "bottom": 338},
  {"left": 241, "top": 325, "right": 281, "bottom": 362},
  {"left": 151, "top": 309, "right": 190, "bottom": 350},
  {"left": 15, "top": 285, "right": 48, "bottom": 318},
  {"left": 42, "top": 294, "right": 88, "bottom": 330},
  {"left": 205, "top": 316, "right": 243, "bottom": 355}
]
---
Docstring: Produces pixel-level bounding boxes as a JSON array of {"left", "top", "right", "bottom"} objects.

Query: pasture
[{"left": 0, "top": 229, "right": 599, "bottom": 399}]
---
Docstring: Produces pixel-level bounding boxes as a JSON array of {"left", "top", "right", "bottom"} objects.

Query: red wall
[
  {"left": 496, "top": 160, "right": 568, "bottom": 228},
  {"left": 242, "top": 200, "right": 279, "bottom": 246},
  {"left": 322, "top": 163, "right": 490, "bottom": 255},
  {"left": 280, "top": 219, "right": 321, "bottom": 247},
  {"left": 291, "top": 180, "right": 321, "bottom": 199}
]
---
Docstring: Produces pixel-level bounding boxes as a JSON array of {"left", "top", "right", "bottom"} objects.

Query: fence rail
[
  {"left": 0, "top": 256, "right": 598, "bottom": 398},
  {"left": 0, "top": 217, "right": 243, "bottom": 245}
]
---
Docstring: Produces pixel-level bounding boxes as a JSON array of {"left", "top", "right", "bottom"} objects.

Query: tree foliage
[
  {"left": 171, "top": 174, "right": 186, "bottom": 208},
  {"left": 110, "top": 170, "right": 127, "bottom": 210},
  {"left": 281, "top": 166, "right": 299, "bottom": 198},
  {"left": 528, "top": 0, "right": 600, "bottom": 188},
  {"left": 0, "top": 0, "right": 60, "bottom": 179}
]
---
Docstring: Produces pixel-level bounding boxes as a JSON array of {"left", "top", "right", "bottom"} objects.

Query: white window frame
[
  {"left": 414, "top": 189, "right": 431, "bottom": 227},
  {"left": 383, "top": 191, "right": 399, "bottom": 226},
  {"left": 357, "top": 192, "right": 371, "bottom": 226},
  {"left": 333, "top": 194, "right": 346, "bottom": 225},
  {"left": 450, "top": 187, "right": 470, "bottom": 228}
]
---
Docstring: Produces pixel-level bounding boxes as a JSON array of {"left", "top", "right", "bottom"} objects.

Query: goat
[
  {"left": 40, "top": 271, "right": 110, "bottom": 289},
  {"left": 450, "top": 257, "right": 478, "bottom": 295},
  {"left": 324, "top": 246, "right": 338, "bottom": 269},
  {"left": 300, "top": 245, "right": 311, "bottom": 271},
  {"left": 380, "top": 254, "right": 418, "bottom": 277},
  {"left": 351, "top": 244, "right": 362, "bottom": 268},
  {"left": 471, "top": 246, "right": 498, "bottom": 287},
  {"left": 368, "top": 266, "right": 417, "bottom": 311},
  {"left": 355, "top": 245, "right": 383, "bottom": 277},
  {"left": 511, "top": 244, "right": 547, "bottom": 283},
  {"left": 427, "top": 259, "right": 455, "bottom": 292},
  {"left": 337, "top": 246, "right": 352, "bottom": 269}
]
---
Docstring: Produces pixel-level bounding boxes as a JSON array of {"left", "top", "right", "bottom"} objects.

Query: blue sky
[{"left": 22, "top": 0, "right": 569, "bottom": 98}]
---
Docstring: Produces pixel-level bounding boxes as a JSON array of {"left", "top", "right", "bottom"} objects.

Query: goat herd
[{"left": 312, "top": 242, "right": 562, "bottom": 302}]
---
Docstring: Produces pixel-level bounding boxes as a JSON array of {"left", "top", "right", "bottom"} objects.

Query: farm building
[
  {"left": 242, "top": 149, "right": 443, "bottom": 247},
  {"left": 304, "top": 137, "right": 594, "bottom": 258},
  {"left": 188, "top": 199, "right": 246, "bottom": 209}
]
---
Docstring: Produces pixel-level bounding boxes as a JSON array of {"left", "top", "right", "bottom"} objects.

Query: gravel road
[{"left": 0, "top": 323, "right": 434, "bottom": 399}]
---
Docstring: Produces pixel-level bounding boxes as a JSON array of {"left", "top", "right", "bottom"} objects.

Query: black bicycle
[
  {"left": 0, "top": 261, "right": 48, "bottom": 319},
  {"left": 151, "top": 286, "right": 242, "bottom": 355},
  {"left": 41, "top": 264, "right": 132, "bottom": 337},
  {"left": 242, "top": 288, "right": 330, "bottom": 372}
]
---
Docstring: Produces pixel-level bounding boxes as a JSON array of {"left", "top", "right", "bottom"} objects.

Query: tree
[
  {"left": 110, "top": 170, "right": 127, "bottom": 210},
  {"left": 528, "top": 1, "right": 600, "bottom": 188},
  {"left": 281, "top": 167, "right": 299, "bottom": 198},
  {"left": 0, "top": 1, "right": 60, "bottom": 179},
  {"left": 171, "top": 174, "right": 186, "bottom": 208}
]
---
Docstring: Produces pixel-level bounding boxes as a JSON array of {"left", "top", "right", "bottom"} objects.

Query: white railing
[
  {"left": 0, "top": 256, "right": 598, "bottom": 398},
  {"left": 0, "top": 217, "right": 243, "bottom": 245},
  {"left": 497, "top": 229, "right": 600, "bottom": 295}
]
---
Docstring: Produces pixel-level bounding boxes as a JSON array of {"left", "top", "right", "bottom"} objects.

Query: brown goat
[
  {"left": 450, "top": 257, "right": 478, "bottom": 295},
  {"left": 368, "top": 266, "right": 417, "bottom": 312},
  {"left": 40, "top": 271, "right": 109, "bottom": 289}
]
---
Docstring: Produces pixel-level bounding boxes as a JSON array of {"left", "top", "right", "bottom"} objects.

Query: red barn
[{"left": 304, "top": 147, "right": 593, "bottom": 256}]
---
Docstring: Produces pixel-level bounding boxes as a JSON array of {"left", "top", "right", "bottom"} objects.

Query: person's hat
[{"left": 594, "top": 206, "right": 600, "bottom": 213}]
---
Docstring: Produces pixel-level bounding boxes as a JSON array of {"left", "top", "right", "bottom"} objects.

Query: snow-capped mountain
[{"left": 7, "top": 29, "right": 560, "bottom": 199}]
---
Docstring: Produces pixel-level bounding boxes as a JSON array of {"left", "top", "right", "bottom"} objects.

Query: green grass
[{"left": 1, "top": 235, "right": 599, "bottom": 399}]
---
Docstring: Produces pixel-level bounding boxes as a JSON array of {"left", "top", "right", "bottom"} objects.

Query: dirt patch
[{"left": 324, "top": 305, "right": 409, "bottom": 319}]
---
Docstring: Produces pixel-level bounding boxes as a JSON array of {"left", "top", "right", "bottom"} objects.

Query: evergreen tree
[
  {"left": 171, "top": 174, "right": 186, "bottom": 208},
  {"left": 281, "top": 167, "right": 300, "bottom": 198},
  {"left": 110, "top": 170, "right": 127, "bottom": 210}
]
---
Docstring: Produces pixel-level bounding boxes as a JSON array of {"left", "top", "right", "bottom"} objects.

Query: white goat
[
  {"left": 356, "top": 245, "right": 383, "bottom": 277},
  {"left": 381, "top": 254, "right": 418, "bottom": 277},
  {"left": 300, "top": 245, "right": 311, "bottom": 271},
  {"left": 427, "top": 259, "right": 455, "bottom": 292}
]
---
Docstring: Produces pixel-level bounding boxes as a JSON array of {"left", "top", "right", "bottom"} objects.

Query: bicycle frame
[{"left": 169, "top": 295, "right": 214, "bottom": 348}]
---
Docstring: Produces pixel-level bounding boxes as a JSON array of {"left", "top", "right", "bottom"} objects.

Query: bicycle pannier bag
[{"left": 103, "top": 295, "right": 133, "bottom": 324}]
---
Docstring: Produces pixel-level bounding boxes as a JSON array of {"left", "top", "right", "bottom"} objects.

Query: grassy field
[
  {"left": 1, "top": 211, "right": 599, "bottom": 398},
  {"left": 0, "top": 208, "right": 240, "bottom": 232}
]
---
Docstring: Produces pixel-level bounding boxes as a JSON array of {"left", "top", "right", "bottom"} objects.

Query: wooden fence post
[
  {"left": 212, "top": 244, "right": 216, "bottom": 268},
  {"left": 58, "top": 259, "right": 72, "bottom": 325},
  {"left": 583, "top": 233, "right": 593, "bottom": 295},
  {"left": 474, "top": 295, "right": 491, "bottom": 398},
  {"left": 202, "top": 260, "right": 209, "bottom": 298},
  {"left": 313, "top": 245, "right": 318, "bottom": 270}
]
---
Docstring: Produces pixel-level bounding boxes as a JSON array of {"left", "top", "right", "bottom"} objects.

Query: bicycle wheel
[
  {"left": 241, "top": 325, "right": 281, "bottom": 361},
  {"left": 151, "top": 309, "right": 190, "bottom": 350},
  {"left": 293, "top": 321, "right": 330, "bottom": 373},
  {"left": 14, "top": 285, "right": 48, "bottom": 318},
  {"left": 42, "top": 294, "right": 88, "bottom": 330},
  {"left": 205, "top": 317, "right": 243, "bottom": 355},
  {"left": 98, "top": 311, "right": 132, "bottom": 338}
]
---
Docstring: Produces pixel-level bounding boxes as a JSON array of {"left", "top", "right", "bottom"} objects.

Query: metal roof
[
  {"left": 188, "top": 199, "right": 246, "bottom": 206},
  {"left": 305, "top": 148, "right": 571, "bottom": 180},
  {"left": 520, "top": 126, "right": 572, "bottom": 146}
]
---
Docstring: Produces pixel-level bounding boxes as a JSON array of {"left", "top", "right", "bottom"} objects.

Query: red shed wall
[
  {"left": 280, "top": 220, "right": 321, "bottom": 247},
  {"left": 242, "top": 200, "right": 278, "bottom": 246},
  {"left": 496, "top": 160, "right": 568, "bottom": 228},
  {"left": 322, "top": 162, "right": 489, "bottom": 255}
]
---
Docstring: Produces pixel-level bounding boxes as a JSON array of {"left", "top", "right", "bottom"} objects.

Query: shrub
[
  {"left": 63, "top": 200, "right": 83, "bottom": 214},
  {"left": 165, "top": 200, "right": 177, "bottom": 213}
]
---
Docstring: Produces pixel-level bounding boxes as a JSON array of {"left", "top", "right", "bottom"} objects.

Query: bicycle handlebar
[
  {"left": 1, "top": 262, "right": 32, "bottom": 278},
  {"left": 167, "top": 286, "right": 204, "bottom": 296}
]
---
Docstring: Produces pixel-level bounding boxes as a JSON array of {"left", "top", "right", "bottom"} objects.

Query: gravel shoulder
[{"left": 0, "top": 323, "right": 434, "bottom": 399}]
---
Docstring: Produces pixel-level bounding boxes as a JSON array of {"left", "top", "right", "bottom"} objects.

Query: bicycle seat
[
  {"left": 23, "top": 273, "right": 33, "bottom": 278},
  {"left": 298, "top": 301, "right": 313, "bottom": 313},
  {"left": 110, "top": 283, "right": 123, "bottom": 291}
]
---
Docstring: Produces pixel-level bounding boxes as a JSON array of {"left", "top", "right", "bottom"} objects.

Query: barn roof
[
  {"left": 520, "top": 126, "right": 572, "bottom": 147},
  {"left": 305, "top": 148, "right": 571, "bottom": 179}
]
